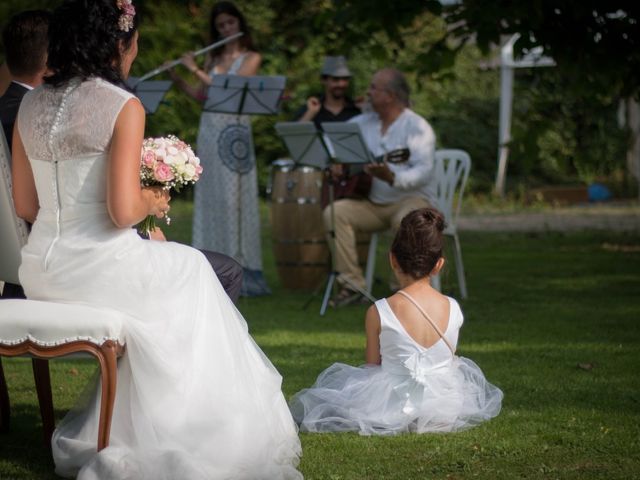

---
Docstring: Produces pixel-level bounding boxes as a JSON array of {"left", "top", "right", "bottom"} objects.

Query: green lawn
[{"left": 1, "top": 200, "right": 639, "bottom": 479}]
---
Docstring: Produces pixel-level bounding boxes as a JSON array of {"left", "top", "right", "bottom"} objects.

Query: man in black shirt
[{"left": 295, "top": 56, "right": 360, "bottom": 128}]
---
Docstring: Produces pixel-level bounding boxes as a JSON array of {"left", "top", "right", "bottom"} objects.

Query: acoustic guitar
[{"left": 321, "top": 148, "right": 410, "bottom": 208}]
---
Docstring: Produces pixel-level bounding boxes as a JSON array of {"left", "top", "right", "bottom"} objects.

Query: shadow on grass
[{"left": 0, "top": 404, "right": 58, "bottom": 480}]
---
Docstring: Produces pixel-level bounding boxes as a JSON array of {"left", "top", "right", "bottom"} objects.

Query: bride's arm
[
  {"left": 12, "top": 121, "right": 39, "bottom": 223},
  {"left": 107, "top": 98, "right": 169, "bottom": 228},
  {"left": 365, "top": 305, "right": 382, "bottom": 365}
]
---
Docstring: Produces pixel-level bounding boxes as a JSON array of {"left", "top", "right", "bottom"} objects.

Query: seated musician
[
  {"left": 295, "top": 55, "right": 360, "bottom": 128},
  {"left": 324, "top": 68, "right": 437, "bottom": 306},
  {"left": 295, "top": 56, "right": 366, "bottom": 207}
]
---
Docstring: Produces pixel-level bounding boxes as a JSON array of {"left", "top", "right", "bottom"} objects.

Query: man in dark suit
[
  {"left": 0, "top": 10, "right": 50, "bottom": 299},
  {"left": 0, "top": 10, "right": 51, "bottom": 152},
  {"left": 0, "top": 11, "right": 244, "bottom": 303}
]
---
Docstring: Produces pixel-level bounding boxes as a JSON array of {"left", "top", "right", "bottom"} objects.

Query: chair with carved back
[
  {"left": 0, "top": 127, "right": 125, "bottom": 451},
  {"left": 364, "top": 149, "right": 471, "bottom": 299}
]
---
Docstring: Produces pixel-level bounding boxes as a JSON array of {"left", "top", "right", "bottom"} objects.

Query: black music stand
[
  {"left": 126, "top": 78, "right": 172, "bottom": 115},
  {"left": 275, "top": 121, "right": 376, "bottom": 315},
  {"left": 204, "top": 75, "right": 286, "bottom": 115},
  {"left": 321, "top": 122, "right": 379, "bottom": 163},
  {"left": 274, "top": 122, "right": 329, "bottom": 169}
]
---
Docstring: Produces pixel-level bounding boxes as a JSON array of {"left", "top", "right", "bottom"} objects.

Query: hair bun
[
  {"left": 421, "top": 208, "right": 445, "bottom": 232},
  {"left": 390, "top": 207, "right": 446, "bottom": 280}
]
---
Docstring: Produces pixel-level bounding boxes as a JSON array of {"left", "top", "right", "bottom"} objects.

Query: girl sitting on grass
[{"left": 290, "top": 207, "right": 503, "bottom": 435}]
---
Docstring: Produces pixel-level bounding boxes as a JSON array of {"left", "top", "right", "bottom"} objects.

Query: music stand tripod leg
[{"left": 319, "top": 171, "right": 376, "bottom": 316}]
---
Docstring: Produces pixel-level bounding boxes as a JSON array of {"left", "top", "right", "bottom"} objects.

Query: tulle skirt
[
  {"left": 289, "top": 357, "right": 503, "bottom": 436},
  {"left": 20, "top": 214, "right": 302, "bottom": 479}
]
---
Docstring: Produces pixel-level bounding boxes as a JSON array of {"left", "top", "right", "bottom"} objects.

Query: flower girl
[{"left": 290, "top": 207, "right": 503, "bottom": 435}]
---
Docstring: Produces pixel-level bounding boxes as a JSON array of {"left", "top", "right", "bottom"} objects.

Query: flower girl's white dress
[
  {"left": 16, "top": 78, "right": 302, "bottom": 479},
  {"left": 290, "top": 293, "right": 503, "bottom": 435}
]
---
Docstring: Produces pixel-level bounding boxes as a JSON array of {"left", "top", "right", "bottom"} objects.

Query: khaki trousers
[{"left": 323, "top": 196, "right": 430, "bottom": 290}]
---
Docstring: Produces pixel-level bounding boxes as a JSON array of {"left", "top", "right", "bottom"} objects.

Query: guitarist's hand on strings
[{"left": 365, "top": 162, "right": 395, "bottom": 186}]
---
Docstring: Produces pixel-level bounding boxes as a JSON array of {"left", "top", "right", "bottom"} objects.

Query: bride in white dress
[
  {"left": 11, "top": 1, "right": 301, "bottom": 478},
  {"left": 290, "top": 208, "right": 503, "bottom": 435}
]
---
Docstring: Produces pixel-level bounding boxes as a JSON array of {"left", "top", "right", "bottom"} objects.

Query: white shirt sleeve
[{"left": 392, "top": 115, "right": 436, "bottom": 191}]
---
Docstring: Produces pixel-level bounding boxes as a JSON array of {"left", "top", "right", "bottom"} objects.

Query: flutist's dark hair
[
  {"left": 208, "top": 1, "right": 255, "bottom": 60},
  {"left": 45, "top": 0, "right": 139, "bottom": 87}
]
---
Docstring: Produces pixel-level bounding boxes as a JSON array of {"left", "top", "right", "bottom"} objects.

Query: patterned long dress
[{"left": 192, "top": 54, "right": 270, "bottom": 296}]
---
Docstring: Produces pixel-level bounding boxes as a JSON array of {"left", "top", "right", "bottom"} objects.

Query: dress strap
[{"left": 396, "top": 290, "right": 455, "bottom": 355}]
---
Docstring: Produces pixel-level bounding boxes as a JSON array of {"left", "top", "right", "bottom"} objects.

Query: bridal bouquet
[{"left": 138, "top": 135, "right": 203, "bottom": 234}]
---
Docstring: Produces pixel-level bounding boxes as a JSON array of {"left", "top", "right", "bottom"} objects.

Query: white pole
[
  {"left": 495, "top": 35, "right": 517, "bottom": 197},
  {"left": 626, "top": 97, "right": 640, "bottom": 201}
]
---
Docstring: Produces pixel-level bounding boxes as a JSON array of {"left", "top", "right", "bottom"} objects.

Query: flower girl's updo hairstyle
[
  {"left": 391, "top": 207, "right": 446, "bottom": 280},
  {"left": 46, "top": 0, "right": 139, "bottom": 87}
]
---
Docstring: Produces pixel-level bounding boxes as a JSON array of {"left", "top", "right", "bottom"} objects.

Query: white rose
[
  {"left": 176, "top": 151, "right": 188, "bottom": 165},
  {"left": 183, "top": 163, "right": 196, "bottom": 180},
  {"left": 155, "top": 147, "right": 167, "bottom": 160},
  {"left": 167, "top": 146, "right": 179, "bottom": 156}
]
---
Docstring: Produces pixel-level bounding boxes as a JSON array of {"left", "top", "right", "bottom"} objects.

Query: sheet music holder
[
  {"left": 320, "top": 122, "right": 375, "bottom": 164},
  {"left": 126, "top": 77, "right": 172, "bottom": 114},
  {"left": 204, "top": 75, "right": 286, "bottom": 115},
  {"left": 274, "top": 122, "right": 330, "bottom": 169},
  {"left": 275, "top": 121, "right": 376, "bottom": 315}
]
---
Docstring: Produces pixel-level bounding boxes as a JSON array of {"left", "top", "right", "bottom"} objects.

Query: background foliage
[{"left": 1, "top": 0, "right": 636, "bottom": 196}]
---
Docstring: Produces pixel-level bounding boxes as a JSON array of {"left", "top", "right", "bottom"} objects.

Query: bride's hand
[{"left": 143, "top": 186, "right": 171, "bottom": 219}]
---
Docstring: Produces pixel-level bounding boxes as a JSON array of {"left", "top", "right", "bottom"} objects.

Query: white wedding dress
[{"left": 16, "top": 77, "right": 302, "bottom": 479}]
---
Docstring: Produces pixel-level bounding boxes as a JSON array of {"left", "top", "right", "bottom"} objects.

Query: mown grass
[{"left": 1, "top": 199, "right": 639, "bottom": 479}]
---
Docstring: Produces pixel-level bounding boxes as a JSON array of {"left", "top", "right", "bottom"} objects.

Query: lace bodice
[
  {"left": 17, "top": 78, "right": 134, "bottom": 213},
  {"left": 18, "top": 78, "right": 134, "bottom": 163}
]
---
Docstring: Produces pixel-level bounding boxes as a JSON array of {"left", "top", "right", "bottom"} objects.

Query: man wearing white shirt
[{"left": 324, "top": 68, "right": 436, "bottom": 304}]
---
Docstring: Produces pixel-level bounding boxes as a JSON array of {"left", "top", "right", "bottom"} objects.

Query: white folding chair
[
  {"left": 0, "top": 128, "right": 125, "bottom": 450},
  {"left": 430, "top": 149, "right": 471, "bottom": 298},
  {"left": 364, "top": 149, "right": 471, "bottom": 299}
]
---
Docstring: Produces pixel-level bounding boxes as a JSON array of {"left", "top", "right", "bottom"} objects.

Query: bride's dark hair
[{"left": 45, "top": 0, "right": 139, "bottom": 86}]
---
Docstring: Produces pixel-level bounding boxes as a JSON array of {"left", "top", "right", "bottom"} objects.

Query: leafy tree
[
  {"left": 2, "top": 1, "right": 634, "bottom": 195},
  {"left": 444, "top": 1, "right": 640, "bottom": 99}
]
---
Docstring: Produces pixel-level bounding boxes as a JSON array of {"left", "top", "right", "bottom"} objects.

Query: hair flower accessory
[{"left": 116, "top": 0, "right": 136, "bottom": 32}]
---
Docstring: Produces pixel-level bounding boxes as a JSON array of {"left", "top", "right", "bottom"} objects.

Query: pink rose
[
  {"left": 142, "top": 150, "right": 156, "bottom": 167},
  {"left": 153, "top": 162, "right": 174, "bottom": 183}
]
